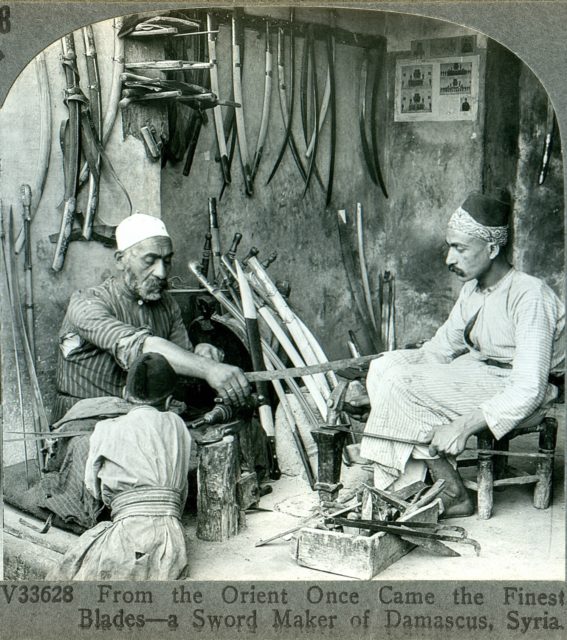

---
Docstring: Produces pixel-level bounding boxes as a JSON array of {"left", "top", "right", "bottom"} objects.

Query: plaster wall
[
  {"left": 1, "top": 8, "right": 564, "bottom": 469},
  {"left": 0, "top": 18, "right": 162, "bottom": 465},
  {"left": 162, "top": 9, "right": 495, "bottom": 355}
]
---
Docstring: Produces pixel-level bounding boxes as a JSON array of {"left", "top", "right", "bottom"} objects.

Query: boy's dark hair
[{"left": 125, "top": 352, "right": 177, "bottom": 406}]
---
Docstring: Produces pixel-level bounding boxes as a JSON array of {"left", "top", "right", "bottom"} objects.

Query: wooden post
[
  {"left": 534, "top": 417, "right": 557, "bottom": 509},
  {"left": 312, "top": 428, "right": 347, "bottom": 502},
  {"left": 476, "top": 431, "right": 494, "bottom": 520},
  {"left": 197, "top": 435, "right": 242, "bottom": 541}
]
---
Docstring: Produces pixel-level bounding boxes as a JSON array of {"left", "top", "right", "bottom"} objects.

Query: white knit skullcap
[{"left": 115, "top": 213, "right": 171, "bottom": 251}]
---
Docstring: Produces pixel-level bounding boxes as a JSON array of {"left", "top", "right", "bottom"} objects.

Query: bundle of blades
[
  {"left": 359, "top": 49, "right": 388, "bottom": 198},
  {"left": 55, "top": 29, "right": 131, "bottom": 267},
  {"left": 246, "top": 256, "right": 334, "bottom": 403},
  {"left": 188, "top": 260, "right": 318, "bottom": 487},
  {"left": 327, "top": 516, "right": 481, "bottom": 556},
  {"left": 235, "top": 261, "right": 281, "bottom": 479},
  {"left": 267, "top": 11, "right": 310, "bottom": 187},
  {"left": 231, "top": 10, "right": 254, "bottom": 196},
  {"left": 1, "top": 204, "right": 50, "bottom": 476},
  {"left": 52, "top": 32, "right": 82, "bottom": 272},
  {"left": 181, "top": 19, "right": 210, "bottom": 176},
  {"left": 77, "top": 15, "right": 124, "bottom": 227}
]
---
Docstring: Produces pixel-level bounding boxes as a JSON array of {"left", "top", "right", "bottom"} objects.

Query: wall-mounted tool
[
  {"left": 140, "top": 125, "right": 162, "bottom": 160},
  {"left": 231, "top": 11, "right": 254, "bottom": 196},
  {"left": 251, "top": 21, "right": 273, "bottom": 183},
  {"left": 207, "top": 12, "right": 231, "bottom": 186},
  {"left": 81, "top": 24, "right": 102, "bottom": 239},
  {"left": 52, "top": 33, "right": 82, "bottom": 272},
  {"left": 359, "top": 51, "right": 388, "bottom": 198}
]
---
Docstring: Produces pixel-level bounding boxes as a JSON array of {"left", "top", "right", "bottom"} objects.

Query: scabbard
[{"left": 53, "top": 33, "right": 82, "bottom": 272}]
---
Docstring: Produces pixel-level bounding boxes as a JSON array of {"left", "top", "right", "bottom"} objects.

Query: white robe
[
  {"left": 47, "top": 406, "right": 192, "bottom": 580},
  {"left": 361, "top": 269, "right": 564, "bottom": 489}
]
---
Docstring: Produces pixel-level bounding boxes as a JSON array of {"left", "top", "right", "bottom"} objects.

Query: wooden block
[
  {"left": 236, "top": 471, "right": 260, "bottom": 510},
  {"left": 197, "top": 435, "right": 241, "bottom": 541},
  {"left": 292, "top": 500, "right": 440, "bottom": 580}
]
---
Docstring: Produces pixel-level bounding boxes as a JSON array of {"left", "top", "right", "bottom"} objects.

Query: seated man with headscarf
[
  {"left": 357, "top": 193, "right": 564, "bottom": 517},
  {"left": 47, "top": 352, "right": 192, "bottom": 580},
  {"left": 41, "top": 213, "right": 252, "bottom": 529}
]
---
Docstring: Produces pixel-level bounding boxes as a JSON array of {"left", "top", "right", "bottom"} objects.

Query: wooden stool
[{"left": 461, "top": 414, "right": 558, "bottom": 520}]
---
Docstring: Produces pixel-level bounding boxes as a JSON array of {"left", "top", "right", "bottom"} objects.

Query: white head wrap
[
  {"left": 115, "top": 213, "right": 171, "bottom": 252},
  {"left": 447, "top": 206, "right": 508, "bottom": 246}
]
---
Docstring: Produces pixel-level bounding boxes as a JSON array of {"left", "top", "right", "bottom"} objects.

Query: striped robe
[
  {"left": 54, "top": 276, "right": 191, "bottom": 421},
  {"left": 361, "top": 269, "right": 565, "bottom": 489},
  {"left": 47, "top": 406, "right": 191, "bottom": 581}
]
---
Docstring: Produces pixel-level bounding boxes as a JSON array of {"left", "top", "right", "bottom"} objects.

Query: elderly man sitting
[
  {"left": 41, "top": 213, "right": 253, "bottom": 530},
  {"left": 53, "top": 212, "right": 250, "bottom": 421},
  {"left": 358, "top": 193, "right": 564, "bottom": 517}
]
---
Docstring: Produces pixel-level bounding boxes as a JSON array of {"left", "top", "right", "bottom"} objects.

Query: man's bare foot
[
  {"left": 439, "top": 492, "right": 475, "bottom": 519},
  {"left": 426, "top": 457, "right": 475, "bottom": 519}
]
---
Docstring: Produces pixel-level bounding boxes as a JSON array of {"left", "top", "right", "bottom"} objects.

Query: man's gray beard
[{"left": 124, "top": 269, "right": 165, "bottom": 302}]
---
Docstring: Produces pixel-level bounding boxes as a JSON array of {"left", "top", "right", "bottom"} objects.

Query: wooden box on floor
[{"left": 291, "top": 500, "right": 441, "bottom": 580}]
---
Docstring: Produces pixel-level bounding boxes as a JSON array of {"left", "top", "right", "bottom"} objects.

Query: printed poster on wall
[{"left": 395, "top": 55, "right": 480, "bottom": 121}]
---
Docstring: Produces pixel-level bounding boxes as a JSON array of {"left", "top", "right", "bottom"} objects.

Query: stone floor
[{"left": 4, "top": 407, "right": 564, "bottom": 581}]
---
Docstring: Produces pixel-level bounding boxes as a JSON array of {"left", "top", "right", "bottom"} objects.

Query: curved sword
[
  {"left": 52, "top": 33, "right": 82, "bottom": 272},
  {"left": 82, "top": 24, "right": 103, "bottom": 239},
  {"left": 232, "top": 12, "right": 253, "bottom": 196},
  {"left": 251, "top": 21, "right": 273, "bottom": 182},
  {"left": 79, "top": 17, "right": 124, "bottom": 189},
  {"left": 359, "top": 54, "right": 379, "bottom": 187},
  {"left": 207, "top": 12, "right": 231, "bottom": 185},
  {"left": 267, "top": 15, "right": 313, "bottom": 185},
  {"left": 303, "top": 25, "right": 319, "bottom": 198},
  {"left": 325, "top": 31, "right": 336, "bottom": 207},
  {"left": 370, "top": 46, "right": 389, "bottom": 198},
  {"left": 188, "top": 260, "right": 320, "bottom": 429}
]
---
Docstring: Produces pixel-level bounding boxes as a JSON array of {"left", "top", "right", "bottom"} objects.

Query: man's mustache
[
  {"left": 145, "top": 276, "right": 168, "bottom": 290},
  {"left": 448, "top": 265, "right": 465, "bottom": 277}
]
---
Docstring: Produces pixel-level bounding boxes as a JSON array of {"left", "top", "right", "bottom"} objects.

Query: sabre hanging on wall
[
  {"left": 52, "top": 32, "right": 82, "bottom": 272},
  {"left": 231, "top": 10, "right": 254, "bottom": 196},
  {"left": 207, "top": 12, "right": 231, "bottom": 186}
]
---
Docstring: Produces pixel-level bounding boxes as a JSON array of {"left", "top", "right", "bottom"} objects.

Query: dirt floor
[{"left": 5, "top": 405, "right": 564, "bottom": 581}]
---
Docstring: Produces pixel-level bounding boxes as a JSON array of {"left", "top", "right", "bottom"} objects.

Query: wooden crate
[{"left": 291, "top": 500, "right": 441, "bottom": 580}]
